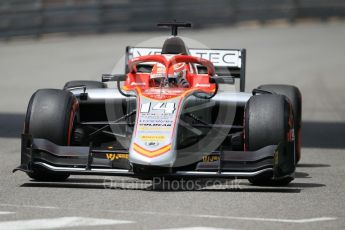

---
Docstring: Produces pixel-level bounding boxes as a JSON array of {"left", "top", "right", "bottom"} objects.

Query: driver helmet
[{"left": 150, "top": 56, "right": 190, "bottom": 88}]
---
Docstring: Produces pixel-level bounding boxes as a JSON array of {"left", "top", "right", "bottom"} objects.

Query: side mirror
[
  {"left": 102, "top": 74, "right": 126, "bottom": 82},
  {"left": 252, "top": 88, "right": 274, "bottom": 95},
  {"left": 211, "top": 75, "right": 235, "bottom": 84}
]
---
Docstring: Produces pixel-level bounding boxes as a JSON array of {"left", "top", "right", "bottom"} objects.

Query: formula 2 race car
[{"left": 14, "top": 22, "right": 302, "bottom": 186}]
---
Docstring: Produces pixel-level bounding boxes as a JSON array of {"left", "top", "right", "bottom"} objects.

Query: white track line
[
  {"left": 161, "top": 227, "right": 236, "bottom": 230},
  {"left": 0, "top": 217, "right": 134, "bottom": 230},
  {"left": 0, "top": 203, "right": 337, "bottom": 224},
  {"left": 0, "top": 203, "right": 58, "bottom": 209},
  {"left": 102, "top": 210, "right": 336, "bottom": 224},
  {"left": 195, "top": 215, "right": 337, "bottom": 223},
  {"left": 0, "top": 211, "right": 15, "bottom": 215}
]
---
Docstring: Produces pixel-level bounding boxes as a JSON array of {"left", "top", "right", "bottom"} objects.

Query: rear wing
[{"left": 125, "top": 47, "right": 246, "bottom": 92}]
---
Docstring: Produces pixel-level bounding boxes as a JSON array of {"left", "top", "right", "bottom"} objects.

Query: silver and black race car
[{"left": 14, "top": 22, "right": 302, "bottom": 186}]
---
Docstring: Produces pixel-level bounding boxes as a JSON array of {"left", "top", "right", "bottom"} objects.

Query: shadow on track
[
  {"left": 20, "top": 177, "right": 325, "bottom": 193},
  {"left": 21, "top": 182, "right": 107, "bottom": 190},
  {"left": 297, "top": 163, "right": 330, "bottom": 168},
  {"left": 0, "top": 113, "right": 25, "bottom": 138},
  {"left": 295, "top": 172, "right": 311, "bottom": 178},
  {"left": 302, "top": 121, "right": 345, "bottom": 149}
]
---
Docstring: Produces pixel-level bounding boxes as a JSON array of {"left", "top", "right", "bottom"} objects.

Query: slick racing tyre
[
  {"left": 63, "top": 80, "right": 106, "bottom": 90},
  {"left": 244, "top": 94, "right": 294, "bottom": 186},
  {"left": 24, "top": 89, "right": 79, "bottom": 181},
  {"left": 258, "top": 84, "right": 302, "bottom": 163}
]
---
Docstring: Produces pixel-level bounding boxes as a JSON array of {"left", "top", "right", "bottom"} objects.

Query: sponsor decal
[
  {"left": 129, "top": 47, "right": 242, "bottom": 67},
  {"left": 202, "top": 155, "right": 220, "bottom": 162},
  {"left": 106, "top": 153, "right": 129, "bottom": 161},
  {"left": 140, "top": 135, "right": 166, "bottom": 141},
  {"left": 195, "top": 83, "right": 211, "bottom": 87},
  {"left": 144, "top": 141, "right": 160, "bottom": 147},
  {"left": 138, "top": 126, "right": 171, "bottom": 131},
  {"left": 139, "top": 123, "right": 172, "bottom": 127}
]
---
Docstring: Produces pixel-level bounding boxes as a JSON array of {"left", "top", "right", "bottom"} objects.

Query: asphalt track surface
[{"left": 0, "top": 22, "right": 345, "bottom": 230}]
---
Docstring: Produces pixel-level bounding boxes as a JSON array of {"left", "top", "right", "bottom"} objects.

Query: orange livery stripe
[{"left": 133, "top": 143, "right": 171, "bottom": 158}]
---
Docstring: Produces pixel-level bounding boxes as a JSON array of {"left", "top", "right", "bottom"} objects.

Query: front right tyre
[
  {"left": 258, "top": 84, "right": 302, "bottom": 163},
  {"left": 24, "top": 89, "right": 78, "bottom": 181}
]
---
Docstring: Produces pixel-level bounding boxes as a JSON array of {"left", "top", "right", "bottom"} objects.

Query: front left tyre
[{"left": 24, "top": 89, "right": 79, "bottom": 181}]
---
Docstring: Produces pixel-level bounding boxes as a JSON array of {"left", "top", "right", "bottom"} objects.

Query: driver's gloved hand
[
  {"left": 176, "top": 70, "right": 190, "bottom": 88},
  {"left": 178, "top": 77, "right": 190, "bottom": 88}
]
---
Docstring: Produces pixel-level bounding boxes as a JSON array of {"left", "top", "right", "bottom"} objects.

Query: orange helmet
[{"left": 150, "top": 61, "right": 190, "bottom": 88}]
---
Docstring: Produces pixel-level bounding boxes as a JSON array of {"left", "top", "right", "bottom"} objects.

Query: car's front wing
[{"left": 13, "top": 134, "right": 295, "bottom": 180}]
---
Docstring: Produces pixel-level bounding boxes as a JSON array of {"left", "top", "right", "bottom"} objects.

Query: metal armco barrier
[{"left": 1, "top": 0, "right": 345, "bottom": 39}]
